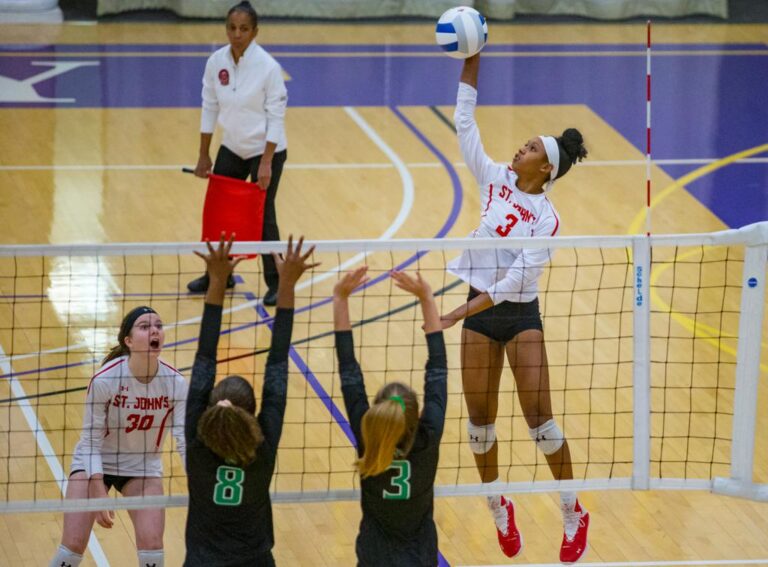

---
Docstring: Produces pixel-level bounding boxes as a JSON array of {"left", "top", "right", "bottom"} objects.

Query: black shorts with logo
[{"left": 462, "top": 287, "right": 543, "bottom": 343}]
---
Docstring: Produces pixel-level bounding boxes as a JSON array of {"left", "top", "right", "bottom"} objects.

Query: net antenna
[{"left": 645, "top": 19, "right": 652, "bottom": 237}]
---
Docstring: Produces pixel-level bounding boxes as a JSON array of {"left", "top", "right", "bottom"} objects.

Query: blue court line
[
  {"left": 0, "top": 291, "right": 254, "bottom": 300},
  {"left": 251, "top": 297, "right": 356, "bottom": 446},
  {"left": 1, "top": 42, "right": 765, "bottom": 54}
]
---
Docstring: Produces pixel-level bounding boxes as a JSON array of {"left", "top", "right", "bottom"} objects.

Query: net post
[
  {"left": 714, "top": 242, "right": 768, "bottom": 498},
  {"left": 632, "top": 236, "right": 651, "bottom": 489}
]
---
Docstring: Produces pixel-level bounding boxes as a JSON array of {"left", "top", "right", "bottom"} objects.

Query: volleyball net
[{"left": 1, "top": 222, "right": 766, "bottom": 514}]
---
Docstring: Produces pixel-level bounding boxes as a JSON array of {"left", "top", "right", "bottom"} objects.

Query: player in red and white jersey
[
  {"left": 440, "top": 53, "right": 591, "bottom": 564},
  {"left": 50, "top": 306, "right": 187, "bottom": 567}
]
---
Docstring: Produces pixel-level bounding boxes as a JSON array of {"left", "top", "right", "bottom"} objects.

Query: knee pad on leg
[
  {"left": 467, "top": 421, "right": 496, "bottom": 454},
  {"left": 137, "top": 549, "right": 164, "bottom": 567},
  {"left": 529, "top": 419, "right": 564, "bottom": 455}
]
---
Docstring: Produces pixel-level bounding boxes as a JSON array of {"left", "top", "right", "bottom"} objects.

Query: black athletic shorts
[
  {"left": 70, "top": 470, "right": 134, "bottom": 493},
  {"left": 462, "top": 287, "right": 543, "bottom": 343}
]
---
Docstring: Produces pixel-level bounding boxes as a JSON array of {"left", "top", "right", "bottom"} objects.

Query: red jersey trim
[
  {"left": 159, "top": 359, "right": 181, "bottom": 374},
  {"left": 482, "top": 184, "right": 494, "bottom": 215},
  {"left": 87, "top": 359, "right": 124, "bottom": 393},
  {"left": 155, "top": 406, "right": 175, "bottom": 449}
]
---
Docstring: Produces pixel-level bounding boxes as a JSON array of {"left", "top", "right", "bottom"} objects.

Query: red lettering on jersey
[
  {"left": 112, "top": 394, "right": 128, "bottom": 408},
  {"left": 513, "top": 203, "right": 537, "bottom": 223},
  {"left": 133, "top": 396, "right": 170, "bottom": 410},
  {"left": 219, "top": 69, "right": 229, "bottom": 86},
  {"left": 498, "top": 185, "right": 513, "bottom": 202}
]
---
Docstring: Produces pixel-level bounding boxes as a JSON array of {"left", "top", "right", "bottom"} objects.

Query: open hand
[
  {"left": 274, "top": 235, "right": 320, "bottom": 287},
  {"left": 333, "top": 266, "right": 369, "bottom": 299},
  {"left": 194, "top": 233, "right": 243, "bottom": 284},
  {"left": 390, "top": 270, "right": 432, "bottom": 300}
]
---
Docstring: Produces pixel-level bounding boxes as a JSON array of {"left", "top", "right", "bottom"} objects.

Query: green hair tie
[{"left": 389, "top": 395, "right": 406, "bottom": 413}]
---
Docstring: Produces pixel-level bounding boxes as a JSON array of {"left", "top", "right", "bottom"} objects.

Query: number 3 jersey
[
  {"left": 447, "top": 82, "right": 561, "bottom": 304},
  {"left": 337, "top": 330, "right": 448, "bottom": 567},
  {"left": 71, "top": 356, "right": 188, "bottom": 478}
]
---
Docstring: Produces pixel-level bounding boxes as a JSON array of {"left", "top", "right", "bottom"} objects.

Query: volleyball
[{"left": 435, "top": 6, "right": 488, "bottom": 59}]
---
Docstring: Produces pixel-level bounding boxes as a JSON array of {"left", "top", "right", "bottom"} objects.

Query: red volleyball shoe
[
  {"left": 560, "top": 500, "right": 589, "bottom": 564},
  {"left": 490, "top": 495, "right": 523, "bottom": 558}
]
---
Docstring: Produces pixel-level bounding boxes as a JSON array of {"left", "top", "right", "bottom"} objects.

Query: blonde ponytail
[
  {"left": 356, "top": 382, "right": 419, "bottom": 479},
  {"left": 357, "top": 400, "right": 407, "bottom": 478}
]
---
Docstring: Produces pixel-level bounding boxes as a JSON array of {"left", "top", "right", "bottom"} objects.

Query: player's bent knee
[
  {"left": 529, "top": 418, "right": 564, "bottom": 455},
  {"left": 467, "top": 421, "right": 496, "bottom": 454}
]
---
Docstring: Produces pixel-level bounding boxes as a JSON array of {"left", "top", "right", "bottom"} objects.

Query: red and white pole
[{"left": 645, "top": 20, "right": 652, "bottom": 236}]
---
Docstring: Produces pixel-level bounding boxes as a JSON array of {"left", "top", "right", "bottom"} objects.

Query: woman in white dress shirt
[
  {"left": 439, "top": 53, "right": 590, "bottom": 564},
  {"left": 188, "top": 1, "right": 288, "bottom": 307}
]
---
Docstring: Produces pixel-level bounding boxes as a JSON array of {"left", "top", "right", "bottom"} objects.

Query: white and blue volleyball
[{"left": 435, "top": 6, "right": 488, "bottom": 59}]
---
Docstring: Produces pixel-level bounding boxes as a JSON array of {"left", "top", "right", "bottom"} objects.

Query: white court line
[
  {"left": 0, "top": 157, "right": 766, "bottom": 172},
  {"left": 1, "top": 106, "right": 415, "bottom": 365},
  {"left": 0, "top": 344, "right": 110, "bottom": 566},
  {"left": 460, "top": 560, "right": 768, "bottom": 567}
]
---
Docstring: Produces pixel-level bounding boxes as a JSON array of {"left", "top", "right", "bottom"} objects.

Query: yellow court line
[{"left": 627, "top": 143, "right": 768, "bottom": 372}]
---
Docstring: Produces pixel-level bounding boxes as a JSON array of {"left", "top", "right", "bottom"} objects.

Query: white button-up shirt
[
  {"left": 447, "top": 83, "right": 560, "bottom": 304},
  {"left": 200, "top": 41, "right": 287, "bottom": 159}
]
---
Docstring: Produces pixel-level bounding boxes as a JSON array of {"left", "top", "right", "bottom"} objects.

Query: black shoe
[
  {"left": 187, "top": 273, "right": 209, "bottom": 293},
  {"left": 263, "top": 289, "right": 278, "bottom": 306},
  {"left": 188, "top": 274, "right": 235, "bottom": 292}
]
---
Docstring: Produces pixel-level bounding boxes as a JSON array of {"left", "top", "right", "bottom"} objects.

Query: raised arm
[
  {"left": 390, "top": 271, "right": 448, "bottom": 439},
  {"left": 258, "top": 236, "right": 319, "bottom": 449},
  {"left": 185, "top": 235, "right": 242, "bottom": 444},
  {"left": 454, "top": 54, "right": 506, "bottom": 188},
  {"left": 333, "top": 266, "right": 371, "bottom": 451}
]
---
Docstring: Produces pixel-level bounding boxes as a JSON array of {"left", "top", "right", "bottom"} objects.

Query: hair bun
[{"left": 559, "top": 128, "right": 588, "bottom": 165}]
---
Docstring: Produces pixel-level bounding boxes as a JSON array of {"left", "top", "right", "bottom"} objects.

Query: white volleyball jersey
[
  {"left": 447, "top": 82, "right": 560, "bottom": 304},
  {"left": 71, "top": 356, "right": 188, "bottom": 478}
]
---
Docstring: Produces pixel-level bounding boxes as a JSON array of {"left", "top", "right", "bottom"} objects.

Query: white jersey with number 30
[
  {"left": 447, "top": 82, "right": 560, "bottom": 304},
  {"left": 71, "top": 355, "right": 188, "bottom": 478}
]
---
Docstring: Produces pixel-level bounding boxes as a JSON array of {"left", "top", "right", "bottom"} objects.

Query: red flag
[{"left": 201, "top": 174, "right": 265, "bottom": 256}]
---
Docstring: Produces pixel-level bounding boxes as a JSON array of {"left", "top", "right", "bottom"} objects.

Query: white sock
[
  {"left": 560, "top": 491, "right": 577, "bottom": 512},
  {"left": 485, "top": 479, "right": 504, "bottom": 509},
  {"left": 49, "top": 544, "right": 83, "bottom": 567},
  {"left": 137, "top": 549, "right": 164, "bottom": 567}
]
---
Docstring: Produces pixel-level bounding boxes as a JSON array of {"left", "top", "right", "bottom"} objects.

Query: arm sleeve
[
  {"left": 185, "top": 303, "right": 222, "bottom": 444},
  {"left": 454, "top": 82, "right": 507, "bottom": 189},
  {"left": 258, "top": 308, "right": 294, "bottom": 451},
  {"left": 336, "top": 331, "right": 369, "bottom": 455},
  {"left": 200, "top": 57, "right": 219, "bottom": 133},
  {"left": 419, "top": 331, "right": 448, "bottom": 441},
  {"left": 80, "top": 380, "right": 110, "bottom": 478},
  {"left": 485, "top": 213, "right": 559, "bottom": 304},
  {"left": 263, "top": 62, "right": 288, "bottom": 146},
  {"left": 172, "top": 375, "right": 188, "bottom": 469}
]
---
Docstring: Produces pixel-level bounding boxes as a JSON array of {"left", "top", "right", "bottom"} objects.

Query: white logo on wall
[{"left": 0, "top": 61, "right": 99, "bottom": 103}]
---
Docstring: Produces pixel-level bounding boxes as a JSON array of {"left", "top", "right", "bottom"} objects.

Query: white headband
[{"left": 539, "top": 135, "right": 560, "bottom": 192}]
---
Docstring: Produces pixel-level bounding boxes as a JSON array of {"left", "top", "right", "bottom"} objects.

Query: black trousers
[{"left": 213, "top": 145, "right": 287, "bottom": 292}]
